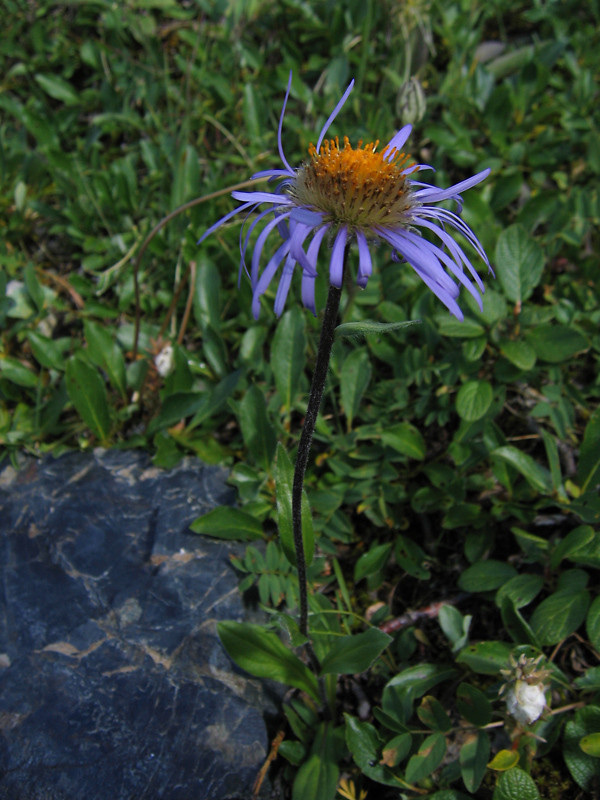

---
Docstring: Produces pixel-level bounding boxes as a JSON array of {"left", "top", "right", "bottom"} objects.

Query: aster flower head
[{"left": 198, "top": 73, "right": 493, "bottom": 320}]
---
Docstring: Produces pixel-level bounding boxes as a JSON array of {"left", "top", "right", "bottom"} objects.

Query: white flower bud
[
  {"left": 154, "top": 345, "right": 175, "bottom": 377},
  {"left": 505, "top": 680, "right": 546, "bottom": 725}
]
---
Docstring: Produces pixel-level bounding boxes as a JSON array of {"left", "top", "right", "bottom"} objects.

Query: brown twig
[
  {"left": 177, "top": 261, "right": 196, "bottom": 345},
  {"left": 378, "top": 594, "right": 469, "bottom": 635},
  {"left": 252, "top": 729, "right": 285, "bottom": 799},
  {"left": 39, "top": 269, "right": 85, "bottom": 310}
]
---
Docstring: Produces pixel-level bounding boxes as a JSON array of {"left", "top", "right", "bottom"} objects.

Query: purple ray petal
[
  {"left": 274, "top": 253, "right": 297, "bottom": 316},
  {"left": 290, "top": 207, "right": 324, "bottom": 227},
  {"left": 378, "top": 228, "right": 459, "bottom": 295},
  {"left": 316, "top": 80, "right": 355, "bottom": 154},
  {"left": 305, "top": 224, "right": 329, "bottom": 271},
  {"left": 404, "top": 230, "right": 483, "bottom": 309},
  {"left": 231, "top": 190, "right": 293, "bottom": 205},
  {"left": 251, "top": 211, "right": 291, "bottom": 287},
  {"left": 382, "top": 124, "right": 412, "bottom": 161},
  {"left": 329, "top": 226, "right": 348, "bottom": 287},
  {"left": 300, "top": 225, "right": 329, "bottom": 315},
  {"left": 277, "top": 72, "right": 295, "bottom": 175},
  {"left": 252, "top": 239, "right": 291, "bottom": 319},
  {"left": 413, "top": 217, "right": 486, "bottom": 291},
  {"left": 402, "top": 163, "right": 434, "bottom": 176},
  {"left": 239, "top": 206, "right": 276, "bottom": 287},
  {"left": 301, "top": 270, "right": 317, "bottom": 315},
  {"left": 289, "top": 222, "right": 318, "bottom": 275},
  {"left": 417, "top": 206, "right": 491, "bottom": 269},
  {"left": 251, "top": 169, "right": 295, "bottom": 180},
  {"left": 197, "top": 201, "right": 255, "bottom": 246},
  {"left": 414, "top": 168, "right": 491, "bottom": 204},
  {"left": 379, "top": 229, "right": 464, "bottom": 318},
  {"left": 356, "top": 230, "right": 372, "bottom": 288}
]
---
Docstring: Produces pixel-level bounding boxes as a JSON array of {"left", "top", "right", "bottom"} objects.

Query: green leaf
[
  {"left": 456, "top": 380, "right": 493, "bottom": 421},
  {"left": 271, "top": 307, "right": 306, "bottom": 413},
  {"left": 495, "top": 223, "right": 545, "bottom": 304},
  {"left": 34, "top": 73, "right": 79, "bottom": 104},
  {"left": 493, "top": 767, "right": 540, "bottom": 800},
  {"left": 381, "top": 733, "right": 412, "bottom": 767},
  {"left": 354, "top": 542, "right": 392, "bottom": 582},
  {"left": 526, "top": 324, "right": 588, "bottom": 363},
  {"left": 580, "top": 733, "right": 600, "bottom": 757},
  {"left": 292, "top": 754, "right": 338, "bottom": 800},
  {"left": 189, "top": 369, "right": 241, "bottom": 429},
  {"left": 427, "top": 792, "right": 473, "bottom": 800},
  {"left": 273, "top": 613, "right": 309, "bottom": 647},
  {"left": 460, "top": 730, "right": 490, "bottom": 793},
  {"left": 541, "top": 428, "right": 562, "bottom": 494},
  {"left": 385, "top": 664, "right": 457, "bottom": 698},
  {"left": 24, "top": 262, "right": 45, "bottom": 313},
  {"left": 456, "top": 641, "right": 512, "bottom": 674},
  {"left": 558, "top": 569, "right": 589, "bottom": 593},
  {"left": 487, "top": 750, "right": 520, "bottom": 771},
  {"left": 147, "top": 391, "right": 205, "bottom": 435},
  {"left": 217, "top": 621, "right": 319, "bottom": 701},
  {"left": 499, "top": 339, "right": 537, "bottom": 371},
  {"left": 456, "top": 683, "right": 492, "bottom": 727},
  {"left": 276, "top": 444, "right": 314, "bottom": 568},
  {"left": 239, "top": 384, "right": 277, "bottom": 470},
  {"left": 551, "top": 525, "right": 595, "bottom": 570},
  {"left": 587, "top": 596, "right": 600, "bottom": 652},
  {"left": 0, "top": 356, "right": 38, "bottom": 388},
  {"left": 279, "top": 740, "right": 307, "bottom": 765},
  {"left": 344, "top": 714, "right": 403, "bottom": 787},
  {"left": 417, "top": 695, "right": 452, "bottom": 732},
  {"left": 458, "top": 560, "right": 517, "bottom": 593},
  {"left": 65, "top": 356, "right": 111, "bottom": 441},
  {"left": 319, "top": 628, "right": 392, "bottom": 676},
  {"left": 496, "top": 574, "right": 544, "bottom": 610},
  {"left": 500, "top": 596, "right": 540, "bottom": 647},
  {"left": 189, "top": 506, "right": 263, "bottom": 541},
  {"left": 511, "top": 528, "right": 549, "bottom": 560},
  {"left": 574, "top": 667, "right": 600, "bottom": 690},
  {"left": 529, "top": 589, "right": 590, "bottom": 646},
  {"left": 405, "top": 732, "right": 446, "bottom": 783},
  {"left": 381, "top": 422, "right": 426, "bottom": 460},
  {"left": 84, "top": 320, "right": 127, "bottom": 399},
  {"left": 491, "top": 446, "right": 553, "bottom": 494},
  {"left": 437, "top": 318, "right": 486, "bottom": 338},
  {"left": 26, "top": 331, "right": 66, "bottom": 371},
  {"left": 340, "top": 348, "right": 372, "bottom": 431},
  {"left": 201, "top": 324, "right": 228, "bottom": 379},
  {"left": 577, "top": 408, "right": 600, "bottom": 493},
  {"left": 194, "top": 260, "right": 221, "bottom": 331},
  {"left": 564, "top": 707, "right": 600, "bottom": 791},
  {"left": 439, "top": 605, "right": 471, "bottom": 652},
  {"left": 335, "top": 320, "right": 420, "bottom": 338},
  {"left": 394, "top": 535, "right": 431, "bottom": 579}
]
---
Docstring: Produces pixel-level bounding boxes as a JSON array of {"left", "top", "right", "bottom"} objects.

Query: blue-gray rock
[{"left": 0, "top": 450, "right": 274, "bottom": 800}]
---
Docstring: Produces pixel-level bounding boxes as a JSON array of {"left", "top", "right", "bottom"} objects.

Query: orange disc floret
[{"left": 292, "top": 137, "right": 416, "bottom": 232}]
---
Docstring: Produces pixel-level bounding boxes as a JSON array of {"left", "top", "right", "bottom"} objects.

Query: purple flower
[{"left": 198, "top": 74, "right": 493, "bottom": 320}]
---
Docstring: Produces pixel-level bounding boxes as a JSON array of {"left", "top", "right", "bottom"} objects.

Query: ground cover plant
[{"left": 1, "top": 0, "right": 600, "bottom": 798}]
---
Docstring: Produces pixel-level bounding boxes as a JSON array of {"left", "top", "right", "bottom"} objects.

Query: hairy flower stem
[{"left": 292, "top": 249, "right": 348, "bottom": 651}]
